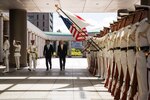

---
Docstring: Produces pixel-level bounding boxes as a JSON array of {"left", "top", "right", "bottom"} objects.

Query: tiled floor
[{"left": 0, "top": 58, "right": 113, "bottom": 100}]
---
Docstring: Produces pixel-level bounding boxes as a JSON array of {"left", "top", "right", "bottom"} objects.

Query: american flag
[{"left": 60, "top": 15, "right": 88, "bottom": 41}]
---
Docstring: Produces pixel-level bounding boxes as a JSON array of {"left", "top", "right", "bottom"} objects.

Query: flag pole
[{"left": 55, "top": 4, "right": 101, "bottom": 51}]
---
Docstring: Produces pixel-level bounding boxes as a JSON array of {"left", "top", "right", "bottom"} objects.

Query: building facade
[{"left": 28, "top": 13, "right": 53, "bottom": 32}]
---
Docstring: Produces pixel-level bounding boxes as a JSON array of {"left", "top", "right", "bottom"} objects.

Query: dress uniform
[
  {"left": 146, "top": 23, "right": 150, "bottom": 100},
  {"left": 126, "top": 22, "right": 139, "bottom": 100},
  {"left": 28, "top": 40, "right": 38, "bottom": 71},
  {"left": 98, "top": 37, "right": 104, "bottom": 79},
  {"left": 13, "top": 40, "right": 21, "bottom": 70},
  {"left": 101, "top": 35, "right": 107, "bottom": 79},
  {"left": 135, "top": 17, "right": 149, "bottom": 100},
  {"left": 108, "top": 31, "right": 117, "bottom": 91},
  {"left": 106, "top": 32, "right": 115, "bottom": 88},
  {"left": 3, "top": 35, "right": 10, "bottom": 73},
  {"left": 119, "top": 24, "right": 131, "bottom": 99},
  {"left": 104, "top": 34, "right": 110, "bottom": 79},
  {"left": 96, "top": 38, "right": 102, "bottom": 77},
  {"left": 111, "top": 27, "right": 122, "bottom": 94}
]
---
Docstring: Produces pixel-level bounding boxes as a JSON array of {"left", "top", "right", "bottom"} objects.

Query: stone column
[
  {"left": 0, "top": 14, "right": 3, "bottom": 64},
  {"left": 9, "top": 9, "right": 27, "bottom": 67},
  {"left": 3, "top": 20, "right": 9, "bottom": 35},
  {"left": 39, "top": 37, "right": 42, "bottom": 57},
  {"left": 3, "top": 20, "right": 9, "bottom": 36}
]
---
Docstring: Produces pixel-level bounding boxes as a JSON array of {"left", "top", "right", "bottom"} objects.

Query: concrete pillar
[
  {"left": 68, "top": 41, "right": 72, "bottom": 57},
  {"left": 39, "top": 37, "right": 41, "bottom": 57},
  {"left": 141, "top": 0, "right": 150, "bottom": 19},
  {"left": 3, "top": 20, "right": 9, "bottom": 35},
  {"left": 9, "top": 9, "right": 27, "bottom": 67},
  {"left": 0, "top": 14, "right": 3, "bottom": 64},
  {"left": 27, "top": 31, "right": 29, "bottom": 46}
]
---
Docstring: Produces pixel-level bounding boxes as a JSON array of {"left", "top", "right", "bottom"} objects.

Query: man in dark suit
[
  {"left": 43, "top": 40, "right": 54, "bottom": 71},
  {"left": 57, "top": 41, "right": 67, "bottom": 70}
]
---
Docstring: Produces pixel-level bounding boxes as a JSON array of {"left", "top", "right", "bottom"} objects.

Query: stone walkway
[{"left": 0, "top": 58, "right": 113, "bottom": 100}]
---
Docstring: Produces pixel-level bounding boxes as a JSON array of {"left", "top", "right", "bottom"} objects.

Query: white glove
[{"left": 13, "top": 40, "right": 15, "bottom": 43}]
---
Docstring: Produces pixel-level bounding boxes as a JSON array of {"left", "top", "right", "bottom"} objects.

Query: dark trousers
[
  {"left": 59, "top": 57, "right": 66, "bottom": 70},
  {"left": 45, "top": 57, "right": 52, "bottom": 70}
]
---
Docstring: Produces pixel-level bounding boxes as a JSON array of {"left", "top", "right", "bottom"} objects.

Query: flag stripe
[{"left": 60, "top": 15, "right": 88, "bottom": 41}]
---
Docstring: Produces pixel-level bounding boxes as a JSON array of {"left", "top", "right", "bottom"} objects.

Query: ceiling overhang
[{"left": 0, "top": 0, "right": 140, "bottom": 13}]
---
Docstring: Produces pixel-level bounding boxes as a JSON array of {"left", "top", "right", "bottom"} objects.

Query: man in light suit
[
  {"left": 43, "top": 40, "right": 54, "bottom": 71},
  {"left": 27, "top": 40, "right": 38, "bottom": 71},
  {"left": 57, "top": 41, "right": 67, "bottom": 71}
]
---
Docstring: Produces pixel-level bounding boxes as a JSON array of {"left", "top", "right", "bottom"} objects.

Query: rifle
[
  {"left": 104, "top": 63, "right": 111, "bottom": 88},
  {"left": 120, "top": 67, "right": 131, "bottom": 100},
  {"left": 108, "top": 59, "right": 115, "bottom": 92},
  {"left": 114, "top": 66, "right": 124, "bottom": 100},
  {"left": 89, "top": 52, "right": 94, "bottom": 74},
  {"left": 111, "top": 64, "right": 119, "bottom": 96},
  {"left": 93, "top": 53, "right": 98, "bottom": 76},
  {"left": 127, "top": 65, "right": 138, "bottom": 100}
]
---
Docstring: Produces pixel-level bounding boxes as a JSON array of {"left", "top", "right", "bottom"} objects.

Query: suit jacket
[
  {"left": 57, "top": 44, "right": 67, "bottom": 58},
  {"left": 43, "top": 44, "right": 54, "bottom": 58}
]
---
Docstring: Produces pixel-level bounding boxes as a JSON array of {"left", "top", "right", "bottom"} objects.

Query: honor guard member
[
  {"left": 27, "top": 40, "right": 38, "bottom": 71},
  {"left": 3, "top": 35, "right": 10, "bottom": 73},
  {"left": 96, "top": 37, "right": 103, "bottom": 78},
  {"left": 13, "top": 40, "right": 21, "bottom": 70},
  {"left": 134, "top": 8, "right": 149, "bottom": 100},
  {"left": 126, "top": 11, "right": 141, "bottom": 100},
  {"left": 99, "top": 35, "right": 106, "bottom": 79},
  {"left": 107, "top": 24, "right": 117, "bottom": 91},
  {"left": 146, "top": 16, "right": 150, "bottom": 100},
  {"left": 119, "top": 15, "right": 132, "bottom": 99}
]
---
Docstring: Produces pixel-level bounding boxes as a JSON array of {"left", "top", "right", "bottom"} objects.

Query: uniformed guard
[
  {"left": 111, "top": 21, "right": 121, "bottom": 95},
  {"left": 134, "top": 8, "right": 149, "bottom": 100},
  {"left": 13, "top": 40, "right": 21, "bottom": 70},
  {"left": 105, "top": 28, "right": 115, "bottom": 88},
  {"left": 108, "top": 24, "right": 117, "bottom": 92},
  {"left": 27, "top": 40, "right": 38, "bottom": 71},
  {"left": 114, "top": 17, "right": 127, "bottom": 99},
  {"left": 3, "top": 35, "right": 10, "bottom": 73},
  {"left": 119, "top": 14, "right": 134, "bottom": 100},
  {"left": 126, "top": 10, "right": 141, "bottom": 100}
]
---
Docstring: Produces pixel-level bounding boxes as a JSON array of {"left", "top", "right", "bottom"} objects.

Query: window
[
  {"left": 43, "top": 22, "right": 45, "bottom": 27},
  {"left": 28, "top": 15, "right": 34, "bottom": 20},
  {"left": 43, "top": 14, "right": 45, "bottom": 20},
  {"left": 37, "top": 15, "right": 39, "bottom": 19},
  {"left": 37, "top": 22, "right": 39, "bottom": 27}
]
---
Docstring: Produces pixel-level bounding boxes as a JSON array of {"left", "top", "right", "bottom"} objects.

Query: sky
[{"left": 53, "top": 12, "right": 117, "bottom": 33}]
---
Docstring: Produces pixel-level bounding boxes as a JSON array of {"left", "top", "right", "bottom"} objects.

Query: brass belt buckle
[{"left": 136, "top": 47, "right": 141, "bottom": 51}]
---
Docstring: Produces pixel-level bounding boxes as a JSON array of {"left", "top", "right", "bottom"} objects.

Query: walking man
[
  {"left": 43, "top": 40, "right": 54, "bottom": 71},
  {"left": 57, "top": 41, "right": 67, "bottom": 71}
]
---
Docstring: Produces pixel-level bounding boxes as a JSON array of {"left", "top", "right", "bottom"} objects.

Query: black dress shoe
[
  {"left": 63, "top": 66, "right": 65, "bottom": 70},
  {"left": 46, "top": 69, "right": 49, "bottom": 71},
  {"left": 28, "top": 68, "right": 31, "bottom": 71}
]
